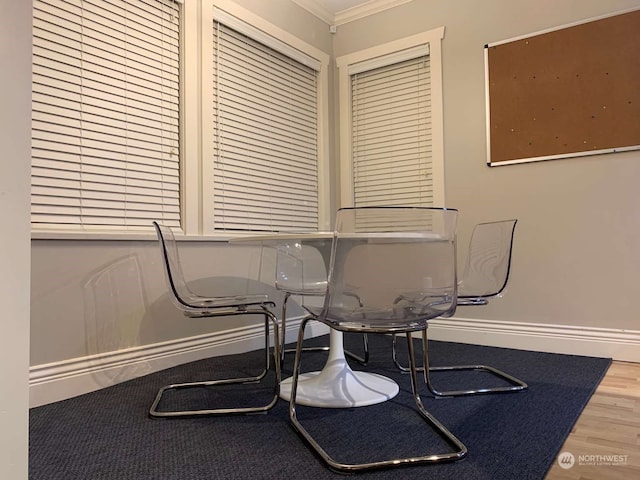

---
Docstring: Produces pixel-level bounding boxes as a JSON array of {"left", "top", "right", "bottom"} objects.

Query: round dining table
[{"left": 229, "top": 232, "right": 399, "bottom": 407}]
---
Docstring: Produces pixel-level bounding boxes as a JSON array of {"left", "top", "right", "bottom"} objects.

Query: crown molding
[
  {"left": 292, "top": 0, "right": 334, "bottom": 24},
  {"left": 334, "top": 0, "right": 412, "bottom": 26},
  {"left": 293, "top": 0, "right": 413, "bottom": 27}
]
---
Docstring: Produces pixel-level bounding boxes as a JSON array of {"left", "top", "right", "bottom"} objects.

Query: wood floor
[{"left": 545, "top": 361, "right": 640, "bottom": 480}]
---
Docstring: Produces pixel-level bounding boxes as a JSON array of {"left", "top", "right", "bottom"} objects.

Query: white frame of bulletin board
[{"left": 484, "top": 7, "right": 640, "bottom": 166}]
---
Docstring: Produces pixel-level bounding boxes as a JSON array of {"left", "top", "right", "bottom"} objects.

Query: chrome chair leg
[
  {"left": 288, "top": 319, "right": 467, "bottom": 473},
  {"left": 280, "top": 292, "right": 328, "bottom": 361},
  {"left": 149, "top": 309, "right": 281, "bottom": 418},
  {"left": 392, "top": 333, "right": 528, "bottom": 397},
  {"left": 392, "top": 333, "right": 412, "bottom": 373},
  {"left": 346, "top": 331, "right": 369, "bottom": 365},
  {"left": 280, "top": 292, "right": 369, "bottom": 365}
]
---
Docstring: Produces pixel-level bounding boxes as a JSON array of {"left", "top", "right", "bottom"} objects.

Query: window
[
  {"left": 336, "top": 28, "right": 446, "bottom": 208},
  {"left": 31, "top": 0, "right": 331, "bottom": 237},
  {"left": 197, "top": 5, "right": 330, "bottom": 234},
  {"left": 32, "top": 0, "right": 181, "bottom": 231},
  {"left": 210, "top": 14, "right": 320, "bottom": 232}
]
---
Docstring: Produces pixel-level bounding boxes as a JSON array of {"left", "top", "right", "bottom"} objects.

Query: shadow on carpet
[{"left": 29, "top": 334, "right": 611, "bottom": 480}]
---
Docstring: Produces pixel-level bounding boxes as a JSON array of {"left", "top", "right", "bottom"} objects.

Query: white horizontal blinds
[
  {"left": 349, "top": 207, "right": 437, "bottom": 233},
  {"left": 352, "top": 55, "right": 433, "bottom": 207},
  {"left": 212, "top": 20, "right": 319, "bottom": 232},
  {"left": 32, "top": 0, "right": 181, "bottom": 231}
]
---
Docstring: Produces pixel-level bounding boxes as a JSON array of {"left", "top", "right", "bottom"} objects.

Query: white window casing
[
  {"left": 337, "top": 27, "right": 446, "bottom": 209},
  {"left": 199, "top": 2, "right": 331, "bottom": 235}
]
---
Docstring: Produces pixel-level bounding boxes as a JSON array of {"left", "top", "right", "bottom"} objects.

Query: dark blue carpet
[{"left": 29, "top": 333, "right": 610, "bottom": 479}]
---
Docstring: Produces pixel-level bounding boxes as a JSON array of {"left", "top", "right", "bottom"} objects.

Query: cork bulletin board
[{"left": 484, "top": 8, "right": 640, "bottom": 166}]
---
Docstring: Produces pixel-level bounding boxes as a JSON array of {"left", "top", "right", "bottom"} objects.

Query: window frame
[
  {"left": 188, "top": 0, "right": 331, "bottom": 237},
  {"left": 336, "top": 27, "right": 446, "bottom": 209}
]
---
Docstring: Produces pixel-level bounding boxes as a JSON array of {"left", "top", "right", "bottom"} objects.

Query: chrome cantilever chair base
[
  {"left": 149, "top": 304, "right": 281, "bottom": 418},
  {"left": 149, "top": 306, "right": 281, "bottom": 418},
  {"left": 289, "top": 319, "right": 467, "bottom": 473},
  {"left": 391, "top": 334, "right": 528, "bottom": 396}
]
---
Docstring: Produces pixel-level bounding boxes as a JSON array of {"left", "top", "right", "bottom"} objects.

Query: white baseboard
[
  {"left": 30, "top": 317, "right": 638, "bottom": 408},
  {"left": 29, "top": 320, "right": 329, "bottom": 408},
  {"left": 427, "top": 316, "right": 640, "bottom": 362}
]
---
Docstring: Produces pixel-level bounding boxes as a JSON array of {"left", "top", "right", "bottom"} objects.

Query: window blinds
[
  {"left": 32, "top": 0, "right": 181, "bottom": 231},
  {"left": 212, "top": 21, "right": 319, "bottom": 232},
  {"left": 351, "top": 55, "right": 433, "bottom": 207}
]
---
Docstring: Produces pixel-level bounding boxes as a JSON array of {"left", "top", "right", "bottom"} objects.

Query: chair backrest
[
  {"left": 322, "top": 207, "right": 458, "bottom": 331},
  {"left": 457, "top": 219, "right": 517, "bottom": 300},
  {"left": 275, "top": 240, "right": 328, "bottom": 295},
  {"left": 152, "top": 221, "right": 196, "bottom": 312}
]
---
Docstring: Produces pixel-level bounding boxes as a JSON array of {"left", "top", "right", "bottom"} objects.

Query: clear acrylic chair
[
  {"left": 457, "top": 219, "right": 518, "bottom": 305},
  {"left": 275, "top": 239, "right": 369, "bottom": 364},
  {"left": 289, "top": 206, "right": 467, "bottom": 473},
  {"left": 149, "top": 221, "right": 281, "bottom": 418},
  {"left": 391, "top": 218, "right": 527, "bottom": 396}
]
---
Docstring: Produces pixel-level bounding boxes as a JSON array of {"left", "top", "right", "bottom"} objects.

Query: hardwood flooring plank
[{"left": 545, "top": 361, "right": 640, "bottom": 480}]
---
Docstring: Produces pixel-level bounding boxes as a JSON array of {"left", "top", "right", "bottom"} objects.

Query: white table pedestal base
[{"left": 279, "top": 330, "right": 399, "bottom": 408}]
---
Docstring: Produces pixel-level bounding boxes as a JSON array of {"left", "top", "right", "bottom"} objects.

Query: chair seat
[
  {"left": 280, "top": 283, "right": 327, "bottom": 296},
  {"left": 182, "top": 293, "right": 273, "bottom": 309},
  {"left": 310, "top": 307, "right": 439, "bottom": 331}
]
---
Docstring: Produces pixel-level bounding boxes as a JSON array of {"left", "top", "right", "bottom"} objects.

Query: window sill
[{"left": 30, "top": 231, "right": 234, "bottom": 242}]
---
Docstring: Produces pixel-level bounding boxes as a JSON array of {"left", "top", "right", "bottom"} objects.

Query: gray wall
[
  {"left": 232, "top": 0, "right": 333, "bottom": 52},
  {"left": 333, "top": 0, "right": 640, "bottom": 331},
  {"left": 30, "top": 239, "right": 271, "bottom": 365}
]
